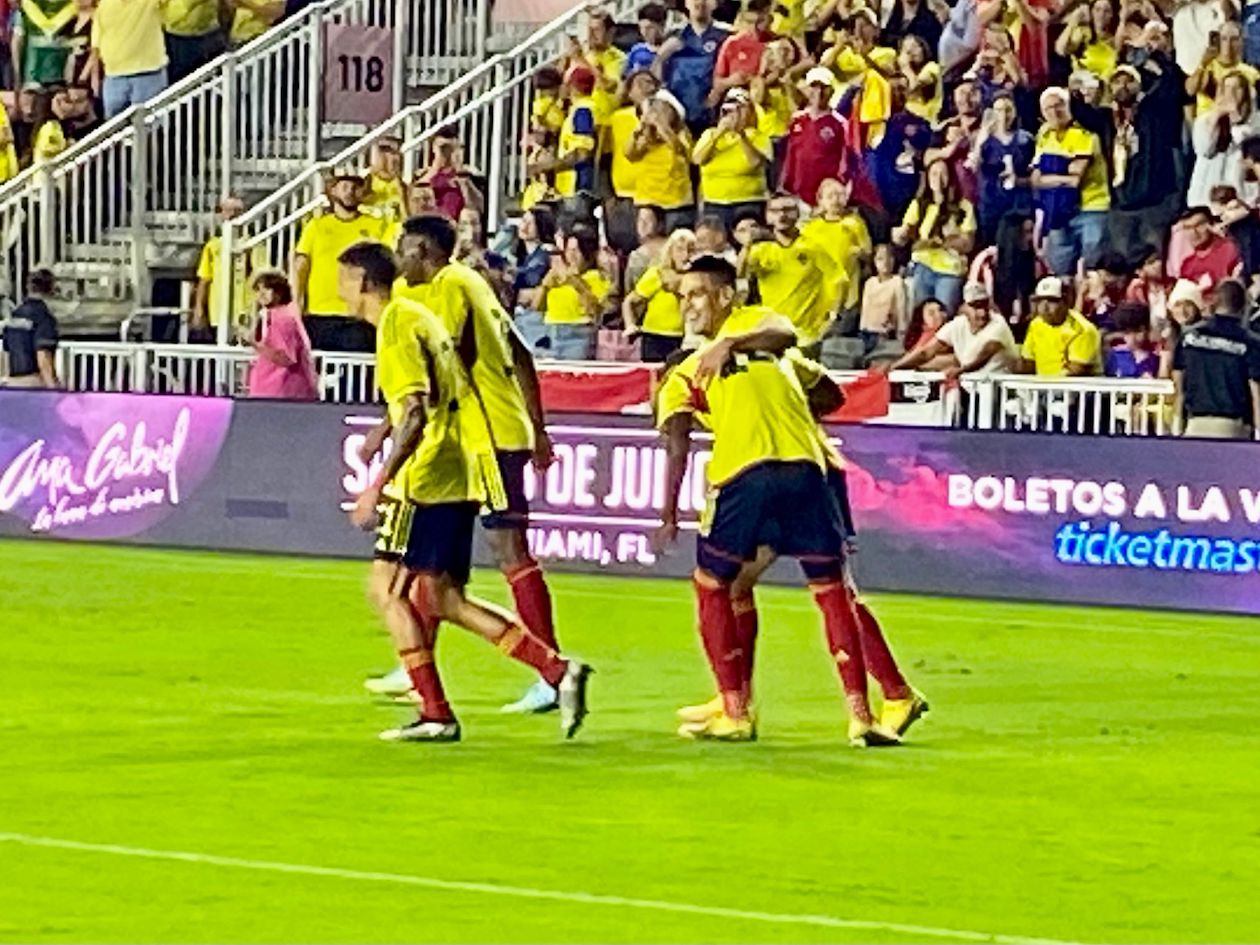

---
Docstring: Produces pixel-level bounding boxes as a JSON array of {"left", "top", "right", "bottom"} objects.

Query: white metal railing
[
  {"left": 994, "top": 376, "right": 1174, "bottom": 436},
  {"left": 0, "top": 0, "right": 488, "bottom": 323},
  {"left": 50, "top": 341, "right": 1181, "bottom": 435},
  {"left": 217, "top": 0, "right": 639, "bottom": 344}
]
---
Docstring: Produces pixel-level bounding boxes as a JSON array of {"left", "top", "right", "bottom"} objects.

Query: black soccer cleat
[{"left": 558, "top": 661, "right": 593, "bottom": 739}]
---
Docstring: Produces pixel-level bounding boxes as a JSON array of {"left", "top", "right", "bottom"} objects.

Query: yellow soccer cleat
[
  {"left": 848, "top": 717, "right": 900, "bottom": 748},
  {"left": 881, "top": 691, "right": 929, "bottom": 737},
  {"left": 678, "top": 712, "right": 757, "bottom": 742},
  {"left": 676, "top": 694, "right": 724, "bottom": 725}
]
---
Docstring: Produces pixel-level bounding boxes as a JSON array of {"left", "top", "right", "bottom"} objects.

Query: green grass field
[{"left": 1, "top": 538, "right": 1258, "bottom": 944}]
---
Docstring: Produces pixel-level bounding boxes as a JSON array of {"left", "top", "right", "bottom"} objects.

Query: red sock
[
  {"left": 812, "top": 580, "right": 874, "bottom": 724},
  {"left": 731, "top": 592, "right": 759, "bottom": 701},
  {"left": 496, "top": 625, "right": 567, "bottom": 687},
  {"left": 398, "top": 646, "right": 454, "bottom": 722},
  {"left": 854, "top": 599, "right": 911, "bottom": 700},
  {"left": 694, "top": 570, "right": 747, "bottom": 719},
  {"left": 506, "top": 560, "right": 558, "bottom": 650}
]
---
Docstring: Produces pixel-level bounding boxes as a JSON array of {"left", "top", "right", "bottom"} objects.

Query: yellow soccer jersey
[
  {"left": 656, "top": 307, "right": 826, "bottom": 487},
  {"left": 393, "top": 262, "right": 534, "bottom": 452},
  {"left": 745, "top": 236, "right": 843, "bottom": 346},
  {"left": 801, "top": 213, "right": 870, "bottom": 311},
  {"left": 361, "top": 174, "right": 407, "bottom": 222},
  {"left": 296, "top": 212, "right": 391, "bottom": 316},
  {"left": 376, "top": 297, "right": 504, "bottom": 507}
]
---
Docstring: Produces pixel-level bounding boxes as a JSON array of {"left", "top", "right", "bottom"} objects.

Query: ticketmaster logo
[{"left": 1054, "top": 520, "right": 1260, "bottom": 573}]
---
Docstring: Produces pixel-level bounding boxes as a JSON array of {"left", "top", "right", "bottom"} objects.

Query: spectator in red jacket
[{"left": 781, "top": 67, "right": 880, "bottom": 211}]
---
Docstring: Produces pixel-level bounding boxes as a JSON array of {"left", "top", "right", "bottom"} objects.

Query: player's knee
[
  {"left": 800, "top": 556, "right": 844, "bottom": 583},
  {"left": 368, "top": 563, "right": 400, "bottom": 610},
  {"left": 421, "top": 575, "right": 461, "bottom": 620},
  {"left": 490, "top": 529, "right": 531, "bottom": 572},
  {"left": 696, "top": 547, "right": 743, "bottom": 586}
]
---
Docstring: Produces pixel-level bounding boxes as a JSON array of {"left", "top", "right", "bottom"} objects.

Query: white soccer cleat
[
  {"left": 364, "top": 666, "right": 412, "bottom": 697},
  {"left": 501, "top": 679, "right": 560, "bottom": 714}
]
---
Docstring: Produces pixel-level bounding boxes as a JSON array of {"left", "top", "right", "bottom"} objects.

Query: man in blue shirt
[{"left": 654, "top": 0, "right": 730, "bottom": 133}]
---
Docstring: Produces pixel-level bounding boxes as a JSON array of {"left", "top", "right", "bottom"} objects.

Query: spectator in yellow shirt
[
  {"left": 361, "top": 135, "right": 407, "bottom": 223},
  {"left": 529, "top": 66, "right": 567, "bottom": 134},
  {"left": 625, "top": 90, "right": 694, "bottom": 232},
  {"left": 92, "top": 0, "right": 168, "bottom": 118},
  {"left": 752, "top": 39, "right": 802, "bottom": 143},
  {"left": 898, "top": 35, "right": 942, "bottom": 122},
  {"left": 162, "top": 0, "right": 226, "bottom": 83},
  {"left": 606, "top": 69, "right": 661, "bottom": 253},
  {"left": 192, "top": 194, "right": 246, "bottom": 341},
  {"left": 801, "top": 178, "right": 871, "bottom": 327},
  {"left": 292, "top": 173, "right": 391, "bottom": 351},
  {"left": 894, "top": 157, "right": 976, "bottom": 314},
  {"left": 572, "top": 10, "right": 626, "bottom": 130},
  {"left": 1188, "top": 20, "right": 1260, "bottom": 116},
  {"left": 228, "top": 0, "right": 285, "bottom": 48},
  {"left": 623, "top": 227, "right": 696, "bottom": 362},
  {"left": 692, "top": 88, "right": 771, "bottom": 233},
  {"left": 1054, "top": 0, "right": 1117, "bottom": 81},
  {"left": 1018, "top": 276, "right": 1102, "bottom": 376},
  {"left": 539, "top": 224, "right": 611, "bottom": 360},
  {"left": 740, "top": 192, "right": 843, "bottom": 351}
]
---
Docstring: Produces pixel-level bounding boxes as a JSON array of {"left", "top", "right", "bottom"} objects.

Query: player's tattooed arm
[
  {"left": 654, "top": 413, "right": 694, "bottom": 551},
  {"left": 358, "top": 418, "right": 392, "bottom": 465},
  {"left": 377, "top": 394, "right": 429, "bottom": 488}
]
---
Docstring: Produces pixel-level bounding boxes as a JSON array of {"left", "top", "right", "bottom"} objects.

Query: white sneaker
[
  {"left": 364, "top": 666, "right": 411, "bottom": 697},
  {"left": 558, "top": 662, "right": 593, "bottom": 739},
  {"left": 500, "top": 680, "right": 559, "bottom": 714},
  {"left": 378, "top": 718, "right": 461, "bottom": 742}
]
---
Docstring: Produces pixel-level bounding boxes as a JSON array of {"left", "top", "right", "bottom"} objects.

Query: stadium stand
[
  {"left": 0, "top": 0, "right": 489, "bottom": 336},
  {"left": 10, "top": 0, "right": 1260, "bottom": 440}
]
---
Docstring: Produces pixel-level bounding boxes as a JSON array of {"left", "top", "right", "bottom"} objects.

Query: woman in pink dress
[{"left": 242, "top": 272, "right": 319, "bottom": 401}]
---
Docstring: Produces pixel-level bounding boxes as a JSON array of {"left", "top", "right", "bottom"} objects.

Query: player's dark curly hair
[{"left": 402, "top": 214, "right": 458, "bottom": 258}]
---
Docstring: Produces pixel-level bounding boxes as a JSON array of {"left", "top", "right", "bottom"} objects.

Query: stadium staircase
[
  {"left": 0, "top": 0, "right": 490, "bottom": 336},
  {"left": 214, "top": 0, "right": 641, "bottom": 343}
]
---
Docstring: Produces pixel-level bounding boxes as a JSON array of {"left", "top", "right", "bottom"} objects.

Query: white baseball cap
[
  {"left": 1032, "top": 276, "right": 1066, "bottom": 300},
  {"left": 1168, "top": 278, "right": 1205, "bottom": 311},
  {"left": 963, "top": 282, "right": 991, "bottom": 304},
  {"left": 804, "top": 66, "right": 835, "bottom": 88}
]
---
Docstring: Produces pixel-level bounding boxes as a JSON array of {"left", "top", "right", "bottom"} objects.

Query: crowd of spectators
[
  {"left": 0, "top": 0, "right": 304, "bottom": 180},
  {"left": 427, "top": 0, "right": 1260, "bottom": 424}
]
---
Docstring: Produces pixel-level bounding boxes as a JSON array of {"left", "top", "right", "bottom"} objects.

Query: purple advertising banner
[
  {"left": 0, "top": 392, "right": 232, "bottom": 539},
  {"left": 6, "top": 390, "right": 1260, "bottom": 616}
]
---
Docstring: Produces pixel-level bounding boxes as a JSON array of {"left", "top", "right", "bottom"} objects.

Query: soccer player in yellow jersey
[
  {"left": 654, "top": 256, "right": 895, "bottom": 745},
  {"left": 740, "top": 192, "right": 844, "bottom": 354},
  {"left": 671, "top": 345, "right": 928, "bottom": 741},
  {"left": 388, "top": 214, "right": 568, "bottom": 714},
  {"left": 338, "top": 243, "right": 592, "bottom": 742}
]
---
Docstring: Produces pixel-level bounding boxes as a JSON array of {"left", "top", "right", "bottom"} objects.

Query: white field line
[{"left": 0, "top": 833, "right": 1074, "bottom": 945}]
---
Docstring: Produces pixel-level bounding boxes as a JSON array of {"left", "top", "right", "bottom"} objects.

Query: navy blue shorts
[
  {"left": 699, "top": 461, "right": 846, "bottom": 583},
  {"left": 375, "top": 496, "right": 479, "bottom": 585},
  {"left": 481, "top": 449, "right": 531, "bottom": 530},
  {"left": 827, "top": 466, "right": 856, "bottom": 538}
]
